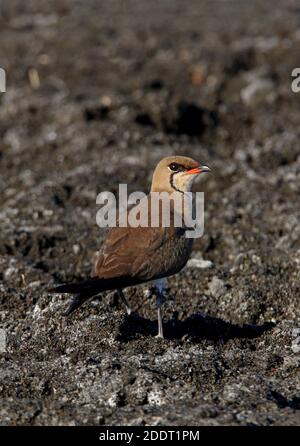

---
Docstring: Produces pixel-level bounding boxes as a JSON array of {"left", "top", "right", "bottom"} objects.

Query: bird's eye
[{"left": 169, "top": 163, "right": 180, "bottom": 172}]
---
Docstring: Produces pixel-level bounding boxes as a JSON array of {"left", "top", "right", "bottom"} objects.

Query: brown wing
[
  {"left": 93, "top": 194, "right": 193, "bottom": 284},
  {"left": 93, "top": 225, "right": 170, "bottom": 280}
]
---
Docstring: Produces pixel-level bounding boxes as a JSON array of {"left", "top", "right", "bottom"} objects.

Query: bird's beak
[{"left": 186, "top": 165, "right": 211, "bottom": 175}]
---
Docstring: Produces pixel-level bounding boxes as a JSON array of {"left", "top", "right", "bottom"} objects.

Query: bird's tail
[
  {"left": 49, "top": 277, "right": 102, "bottom": 295},
  {"left": 49, "top": 276, "right": 135, "bottom": 316},
  {"left": 63, "top": 292, "right": 95, "bottom": 316},
  {"left": 49, "top": 277, "right": 106, "bottom": 316}
]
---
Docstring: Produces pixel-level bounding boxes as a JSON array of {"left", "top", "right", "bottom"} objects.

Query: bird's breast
[{"left": 153, "top": 228, "right": 194, "bottom": 279}]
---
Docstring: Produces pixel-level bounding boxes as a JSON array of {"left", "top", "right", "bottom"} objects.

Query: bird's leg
[
  {"left": 117, "top": 289, "right": 132, "bottom": 315},
  {"left": 154, "top": 279, "right": 166, "bottom": 339},
  {"left": 156, "top": 293, "right": 164, "bottom": 339}
]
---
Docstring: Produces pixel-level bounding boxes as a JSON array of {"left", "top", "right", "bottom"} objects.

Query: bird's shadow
[{"left": 116, "top": 311, "right": 275, "bottom": 343}]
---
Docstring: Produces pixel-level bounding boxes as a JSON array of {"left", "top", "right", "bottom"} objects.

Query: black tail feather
[
  {"left": 49, "top": 278, "right": 105, "bottom": 315},
  {"left": 64, "top": 293, "right": 94, "bottom": 316},
  {"left": 49, "top": 275, "right": 136, "bottom": 296},
  {"left": 49, "top": 275, "right": 138, "bottom": 315},
  {"left": 49, "top": 277, "right": 103, "bottom": 295}
]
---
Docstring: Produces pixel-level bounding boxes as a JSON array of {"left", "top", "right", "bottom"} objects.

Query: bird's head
[{"left": 151, "top": 155, "right": 210, "bottom": 193}]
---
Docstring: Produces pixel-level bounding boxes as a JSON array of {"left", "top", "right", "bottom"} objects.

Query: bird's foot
[
  {"left": 126, "top": 307, "right": 132, "bottom": 316},
  {"left": 155, "top": 332, "right": 164, "bottom": 339}
]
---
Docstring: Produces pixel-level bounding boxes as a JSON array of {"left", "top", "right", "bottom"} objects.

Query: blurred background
[{"left": 0, "top": 0, "right": 300, "bottom": 426}]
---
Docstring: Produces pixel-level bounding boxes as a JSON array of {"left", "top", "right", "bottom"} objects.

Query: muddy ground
[{"left": 0, "top": 0, "right": 300, "bottom": 426}]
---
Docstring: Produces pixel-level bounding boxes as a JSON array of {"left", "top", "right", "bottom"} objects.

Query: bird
[{"left": 49, "top": 155, "right": 210, "bottom": 338}]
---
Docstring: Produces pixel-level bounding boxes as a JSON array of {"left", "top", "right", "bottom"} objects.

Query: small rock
[
  {"left": 143, "top": 288, "right": 152, "bottom": 299},
  {"left": 147, "top": 388, "right": 165, "bottom": 406},
  {"left": 291, "top": 340, "right": 300, "bottom": 354},
  {"left": 223, "top": 384, "right": 240, "bottom": 403},
  {"left": 186, "top": 254, "right": 213, "bottom": 269},
  {"left": 28, "top": 280, "right": 41, "bottom": 289},
  {"left": 255, "top": 36, "right": 280, "bottom": 52},
  {"left": 4, "top": 267, "right": 18, "bottom": 280},
  {"left": 208, "top": 276, "right": 226, "bottom": 298},
  {"left": 230, "top": 253, "right": 245, "bottom": 272},
  {"left": 72, "top": 244, "right": 80, "bottom": 255},
  {"left": 292, "top": 328, "right": 300, "bottom": 338},
  {"left": 241, "top": 78, "right": 276, "bottom": 106}
]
